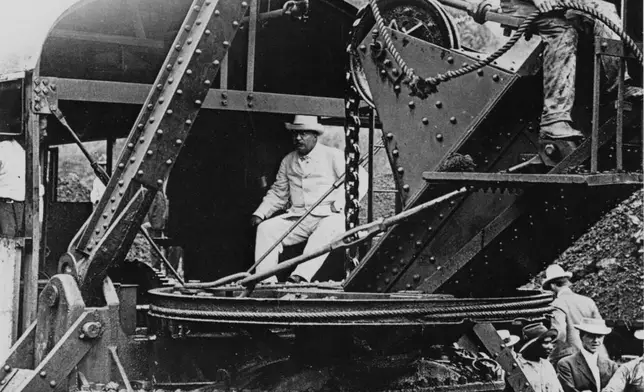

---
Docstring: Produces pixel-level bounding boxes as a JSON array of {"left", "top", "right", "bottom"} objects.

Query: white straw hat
[{"left": 285, "top": 115, "right": 324, "bottom": 134}]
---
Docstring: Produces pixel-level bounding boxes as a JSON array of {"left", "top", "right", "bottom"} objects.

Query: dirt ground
[{"left": 525, "top": 189, "right": 644, "bottom": 322}]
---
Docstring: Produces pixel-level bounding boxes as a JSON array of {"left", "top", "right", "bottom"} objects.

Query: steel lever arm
[{"left": 238, "top": 186, "right": 469, "bottom": 295}]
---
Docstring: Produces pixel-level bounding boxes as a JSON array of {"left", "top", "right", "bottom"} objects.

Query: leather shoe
[
  {"left": 287, "top": 274, "right": 307, "bottom": 284},
  {"left": 539, "top": 121, "right": 584, "bottom": 140}
]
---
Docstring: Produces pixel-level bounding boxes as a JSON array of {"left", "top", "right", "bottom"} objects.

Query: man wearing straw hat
[
  {"left": 251, "top": 115, "right": 366, "bottom": 284},
  {"left": 507, "top": 322, "right": 563, "bottom": 392},
  {"left": 498, "top": 329, "right": 520, "bottom": 358},
  {"left": 557, "top": 318, "right": 618, "bottom": 392},
  {"left": 0, "top": 134, "right": 25, "bottom": 237},
  {"left": 542, "top": 264, "right": 603, "bottom": 363},
  {"left": 602, "top": 329, "right": 644, "bottom": 392}
]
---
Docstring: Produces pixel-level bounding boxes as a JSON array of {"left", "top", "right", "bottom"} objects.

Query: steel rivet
[
  {"left": 393, "top": 85, "right": 401, "bottom": 93},
  {"left": 241, "top": 2, "right": 249, "bottom": 7},
  {"left": 127, "top": 143, "right": 134, "bottom": 148},
  {"left": 384, "top": 278, "right": 390, "bottom": 283},
  {"left": 195, "top": 100, "right": 202, "bottom": 106},
  {"left": 3, "top": 365, "right": 10, "bottom": 372},
  {"left": 430, "top": 256, "right": 436, "bottom": 263},
  {"left": 406, "top": 284, "right": 412, "bottom": 289},
  {"left": 156, "top": 84, "right": 162, "bottom": 90},
  {"left": 157, "top": 179, "right": 163, "bottom": 185},
  {"left": 195, "top": 49, "right": 202, "bottom": 55},
  {"left": 50, "top": 380, "right": 56, "bottom": 388},
  {"left": 111, "top": 198, "right": 116, "bottom": 203},
  {"left": 435, "top": 101, "right": 442, "bottom": 108},
  {"left": 408, "top": 101, "right": 415, "bottom": 109},
  {"left": 118, "top": 180, "right": 124, "bottom": 186},
  {"left": 177, "top": 90, "right": 183, "bottom": 95},
  {"left": 166, "top": 159, "right": 173, "bottom": 165},
  {"left": 214, "top": 10, "right": 220, "bottom": 16},
  {"left": 166, "top": 109, "right": 173, "bottom": 115},
  {"left": 383, "top": 59, "right": 392, "bottom": 67},
  {"left": 205, "top": 29, "right": 211, "bottom": 35},
  {"left": 397, "top": 167, "right": 404, "bottom": 174},
  {"left": 359, "top": 44, "right": 367, "bottom": 52},
  {"left": 174, "top": 45, "right": 181, "bottom": 51},
  {"left": 477, "top": 69, "right": 484, "bottom": 76},
  {"left": 147, "top": 104, "right": 153, "bottom": 110},
  {"left": 166, "top": 64, "right": 172, "bottom": 70},
  {"left": 193, "top": 5, "right": 200, "bottom": 11},
  {"left": 492, "top": 74, "right": 500, "bottom": 82},
  {"left": 462, "top": 62, "right": 468, "bottom": 67},
  {"left": 138, "top": 123, "right": 144, "bottom": 129},
  {"left": 187, "top": 38, "right": 193, "bottom": 44},
  {"left": 380, "top": 70, "right": 387, "bottom": 76},
  {"left": 392, "top": 268, "right": 398, "bottom": 274},
  {"left": 436, "top": 133, "right": 443, "bottom": 141},
  {"left": 392, "top": 68, "right": 399, "bottom": 76},
  {"left": 103, "top": 213, "right": 108, "bottom": 219},
  {"left": 223, "top": 41, "right": 230, "bottom": 47},
  {"left": 196, "top": 20, "right": 202, "bottom": 26},
  {"left": 157, "top": 129, "right": 163, "bottom": 136},
  {"left": 403, "top": 184, "right": 410, "bottom": 191},
  {"left": 130, "top": 158, "right": 136, "bottom": 163},
  {"left": 184, "top": 25, "right": 191, "bottom": 32},
  {"left": 168, "top": 77, "right": 174, "bottom": 84},
  {"left": 386, "top": 133, "right": 394, "bottom": 139},
  {"left": 137, "top": 170, "right": 144, "bottom": 176},
  {"left": 186, "top": 69, "right": 193, "bottom": 75},
  {"left": 139, "top": 137, "right": 145, "bottom": 143},
  {"left": 158, "top": 97, "right": 164, "bottom": 104},
  {"left": 39, "top": 371, "right": 47, "bottom": 378},
  {"left": 392, "top": 149, "right": 399, "bottom": 157},
  {"left": 233, "top": 21, "right": 239, "bottom": 27},
  {"left": 422, "top": 117, "right": 429, "bottom": 125},
  {"left": 185, "top": 119, "right": 192, "bottom": 125},
  {"left": 118, "top": 163, "right": 124, "bottom": 169},
  {"left": 447, "top": 56, "right": 454, "bottom": 64},
  {"left": 449, "top": 117, "right": 457, "bottom": 124},
  {"left": 147, "top": 150, "right": 153, "bottom": 156},
  {"left": 176, "top": 139, "right": 183, "bottom": 145},
  {"left": 204, "top": 80, "right": 212, "bottom": 86}
]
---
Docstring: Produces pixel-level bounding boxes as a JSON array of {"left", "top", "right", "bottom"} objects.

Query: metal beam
[
  {"left": 422, "top": 172, "right": 644, "bottom": 187},
  {"left": 49, "top": 29, "right": 164, "bottom": 49},
  {"left": 53, "top": 78, "right": 345, "bottom": 116}
]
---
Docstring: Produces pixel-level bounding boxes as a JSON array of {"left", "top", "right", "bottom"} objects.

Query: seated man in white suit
[{"left": 250, "top": 115, "right": 367, "bottom": 283}]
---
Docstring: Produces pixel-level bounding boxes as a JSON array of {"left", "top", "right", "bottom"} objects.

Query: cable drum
[{"left": 148, "top": 286, "right": 554, "bottom": 326}]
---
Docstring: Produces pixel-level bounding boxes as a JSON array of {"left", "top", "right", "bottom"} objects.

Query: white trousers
[{"left": 254, "top": 213, "right": 345, "bottom": 282}]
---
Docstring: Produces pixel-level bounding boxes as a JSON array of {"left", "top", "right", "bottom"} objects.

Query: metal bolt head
[
  {"left": 393, "top": 85, "right": 401, "bottom": 93},
  {"left": 397, "top": 167, "right": 404, "bottom": 174},
  {"left": 358, "top": 44, "right": 367, "bottom": 52},
  {"left": 449, "top": 117, "right": 457, "bottom": 124},
  {"left": 408, "top": 101, "right": 415, "bottom": 109},
  {"left": 492, "top": 74, "right": 500, "bottom": 82},
  {"left": 386, "top": 133, "right": 394, "bottom": 140},
  {"left": 49, "top": 380, "right": 56, "bottom": 388},
  {"left": 477, "top": 69, "right": 484, "bottom": 76},
  {"left": 422, "top": 117, "right": 429, "bottom": 125},
  {"left": 40, "top": 371, "right": 47, "bottom": 378},
  {"left": 436, "top": 133, "right": 443, "bottom": 141},
  {"left": 392, "top": 149, "right": 399, "bottom": 157},
  {"left": 392, "top": 68, "right": 399, "bottom": 76},
  {"left": 435, "top": 101, "right": 442, "bottom": 108},
  {"left": 81, "top": 321, "right": 102, "bottom": 339},
  {"left": 402, "top": 184, "right": 410, "bottom": 191},
  {"left": 3, "top": 365, "right": 11, "bottom": 372},
  {"left": 447, "top": 56, "right": 454, "bottom": 64}
]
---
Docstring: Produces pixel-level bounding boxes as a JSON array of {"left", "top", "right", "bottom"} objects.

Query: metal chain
[{"left": 344, "top": 73, "right": 363, "bottom": 273}]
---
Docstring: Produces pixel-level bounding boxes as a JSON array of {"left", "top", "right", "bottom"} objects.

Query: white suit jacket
[{"left": 254, "top": 143, "right": 367, "bottom": 219}]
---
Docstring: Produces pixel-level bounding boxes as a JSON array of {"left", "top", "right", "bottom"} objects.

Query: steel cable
[
  {"left": 149, "top": 304, "right": 553, "bottom": 322},
  {"left": 367, "top": 0, "right": 643, "bottom": 93},
  {"left": 149, "top": 296, "right": 552, "bottom": 321}
]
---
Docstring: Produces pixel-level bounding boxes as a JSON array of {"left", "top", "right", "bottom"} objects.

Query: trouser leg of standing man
[
  {"left": 0, "top": 201, "right": 24, "bottom": 237},
  {"left": 292, "top": 213, "right": 345, "bottom": 282},
  {"left": 535, "top": 15, "right": 585, "bottom": 140},
  {"left": 254, "top": 215, "right": 317, "bottom": 283}
]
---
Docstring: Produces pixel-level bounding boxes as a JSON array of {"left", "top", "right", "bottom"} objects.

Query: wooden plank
[
  {"left": 21, "top": 72, "right": 41, "bottom": 332},
  {"left": 0, "top": 238, "right": 22, "bottom": 358}
]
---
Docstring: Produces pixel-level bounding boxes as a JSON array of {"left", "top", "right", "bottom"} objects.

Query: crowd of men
[{"left": 501, "top": 265, "right": 643, "bottom": 392}]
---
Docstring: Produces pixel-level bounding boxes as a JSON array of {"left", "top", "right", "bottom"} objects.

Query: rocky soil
[{"left": 527, "top": 189, "right": 644, "bottom": 322}]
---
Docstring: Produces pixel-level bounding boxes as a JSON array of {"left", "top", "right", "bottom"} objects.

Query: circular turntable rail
[{"left": 148, "top": 284, "right": 553, "bottom": 326}]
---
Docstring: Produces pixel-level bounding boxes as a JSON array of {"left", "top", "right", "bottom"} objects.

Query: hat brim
[
  {"left": 634, "top": 330, "right": 644, "bottom": 340},
  {"left": 504, "top": 336, "right": 520, "bottom": 347},
  {"left": 542, "top": 272, "right": 572, "bottom": 289},
  {"left": 574, "top": 325, "right": 612, "bottom": 335},
  {"left": 519, "top": 328, "right": 558, "bottom": 353},
  {"left": 286, "top": 123, "right": 324, "bottom": 134}
]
